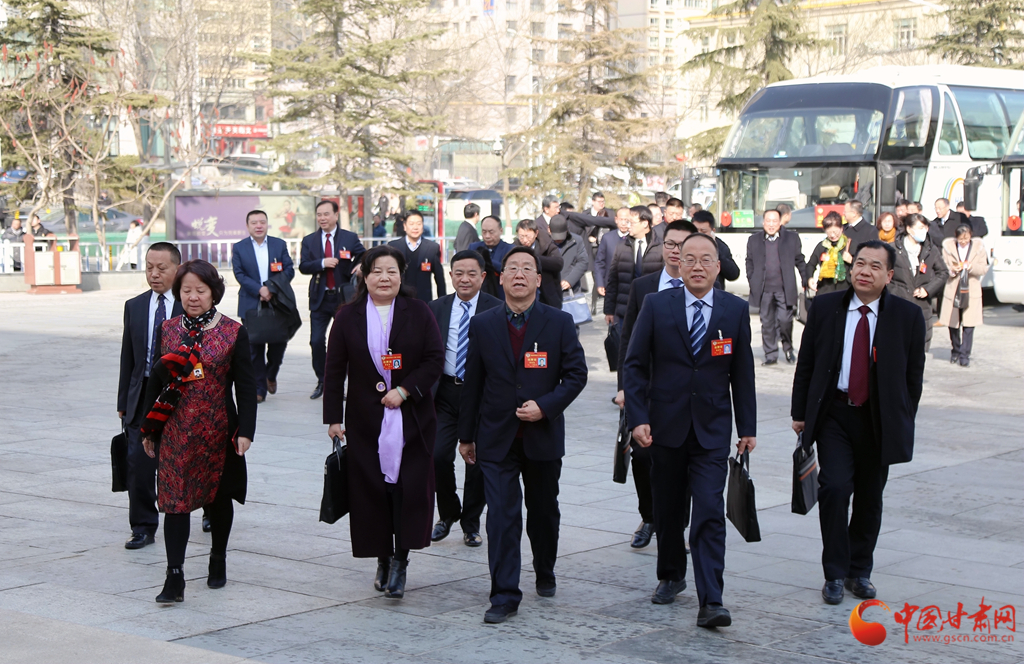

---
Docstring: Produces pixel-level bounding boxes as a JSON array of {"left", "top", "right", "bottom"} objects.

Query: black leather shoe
[
  {"left": 156, "top": 567, "right": 185, "bottom": 603},
  {"left": 374, "top": 557, "right": 392, "bottom": 592},
  {"left": 651, "top": 579, "right": 687, "bottom": 605},
  {"left": 266, "top": 379, "right": 277, "bottom": 395},
  {"left": 484, "top": 603, "right": 518, "bottom": 624},
  {"left": 762, "top": 359, "right": 778, "bottom": 366},
  {"left": 785, "top": 350, "right": 796, "bottom": 364},
  {"left": 208, "top": 554, "right": 226, "bottom": 588},
  {"left": 202, "top": 516, "right": 212, "bottom": 533},
  {"left": 822, "top": 579, "right": 845, "bottom": 605},
  {"left": 949, "top": 355, "right": 959, "bottom": 364},
  {"left": 631, "top": 522, "right": 654, "bottom": 549},
  {"left": 384, "top": 558, "right": 408, "bottom": 599},
  {"left": 310, "top": 381, "right": 324, "bottom": 399},
  {"left": 463, "top": 532, "right": 483, "bottom": 547},
  {"left": 431, "top": 519, "right": 453, "bottom": 542},
  {"left": 697, "top": 603, "right": 732, "bottom": 628},
  {"left": 845, "top": 577, "right": 876, "bottom": 599},
  {"left": 536, "top": 580, "right": 556, "bottom": 597},
  {"left": 125, "top": 533, "right": 155, "bottom": 550}
]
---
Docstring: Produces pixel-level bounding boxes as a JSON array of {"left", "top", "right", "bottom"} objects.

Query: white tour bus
[{"left": 711, "top": 65, "right": 1024, "bottom": 296}]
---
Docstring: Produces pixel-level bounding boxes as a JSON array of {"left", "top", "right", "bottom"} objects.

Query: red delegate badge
[
  {"left": 382, "top": 354, "right": 403, "bottom": 370},
  {"left": 183, "top": 363, "right": 205, "bottom": 382},
  {"left": 338, "top": 249, "right": 352, "bottom": 260},
  {"left": 270, "top": 260, "right": 283, "bottom": 272},
  {"left": 420, "top": 260, "right": 432, "bottom": 272},
  {"left": 524, "top": 352, "right": 548, "bottom": 368},
  {"left": 711, "top": 339, "right": 733, "bottom": 357}
]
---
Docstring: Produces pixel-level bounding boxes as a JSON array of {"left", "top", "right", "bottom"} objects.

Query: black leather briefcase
[
  {"left": 791, "top": 433, "right": 819, "bottom": 515},
  {"left": 319, "top": 435, "right": 349, "bottom": 524},
  {"left": 613, "top": 410, "right": 631, "bottom": 484},
  {"left": 110, "top": 431, "right": 128, "bottom": 493},
  {"left": 727, "top": 450, "right": 761, "bottom": 542}
]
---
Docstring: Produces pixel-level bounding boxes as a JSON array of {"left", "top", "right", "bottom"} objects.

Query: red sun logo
[{"left": 849, "top": 599, "right": 891, "bottom": 646}]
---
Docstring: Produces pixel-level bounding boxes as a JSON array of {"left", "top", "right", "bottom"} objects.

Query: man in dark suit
[
  {"left": 955, "top": 202, "right": 989, "bottom": 237},
  {"left": 614, "top": 221, "right": 695, "bottom": 550},
  {"left": 593, "top": 207, "right": 631, "bottom": 300},
  {"left": 458, "top": 246, "right": 588, "bottom": 624},
  {"left": 843, "top": 200, "right": 877, "bottom": 259},
  {"left": 514, "top": 217, "right": 564, "bottom": 309},
  {"left": 690, "top": 211, "right": 740, "bottom": 291},
  {"left": 455, "top": 203, "right": 481, "bottom": 253},
  {"left": 231, "top": 209, "right": 295, "bottom": 403},
  {"left": 534, "top": 195, "right": 561, "bottom": 237},
  {"left": 746, "top": 209, "right": 807, "bottom": 365},
  {"left": 792, "top": 240, "right": 925, "bottom": 605},
  {"left": 428, "top": 250, "right": 502, "bottom": 548},
  {"left": 117, "top": 242, "right": 184, "bottom": 549},
  {"left": 624, "top": 232, "right": 756, "bottom": 628},
  {"left": 604, "top": 206, "right": 663, "bottom": 326},
  {"left": 930, "top": 197, "right": 970, "bottom": 247},
  {"left": 469, "top": 215, "right": 512, "bottom": 300},
  {"left": 299, "top": 199, "right": 365, "bottom": 399},
  {"left": 389, "top": 210, "right": 446, "bottom": 303}
]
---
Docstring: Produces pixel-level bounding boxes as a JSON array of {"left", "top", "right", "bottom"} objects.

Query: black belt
[
  {"left": 440, "top": 374, "right": 464, "bottom": 386},
  {"left": 835, "top": 390, "right": 866, "bottom": 407}
]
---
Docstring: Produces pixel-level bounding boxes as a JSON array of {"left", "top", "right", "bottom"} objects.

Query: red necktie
[
  {"left": 848, "top": 305, "right": 871, "bottom": 406},
  {"left": 324, "top": 233, "right": 336, "bottom": 289}
]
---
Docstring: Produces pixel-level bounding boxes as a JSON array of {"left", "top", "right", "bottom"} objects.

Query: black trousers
[
  {"left": 630, "top": 443, "right": 691, "bottom": 527},
  {"left": 817, "top": 399, "right": 889, "bottom": 582},
  {"left": 479, "top": 438, "right": 561, "bottom": 608},
  {"left": 250, "top": 341, "right": 287, "bottom": 397},
  {"left": 759, "top": 290, "right": 794, "bottom": 361},
  {"left": 309, "top": 291, "right": 341, "bottom": 380},
  {"left": 125, "top": 379, "right": 159, "bottom": 536},
  {"left": 949, "top": 322, "right": 974, "bottom": 364},
  {"left": 433, "top": 379, "right": 485, "bottom": 532},
  {"left": 164, "top": 488, "right": 235, "bottom": 568},
  {"left": 650, "top": 428, "right": 728, "bottom": 607}
]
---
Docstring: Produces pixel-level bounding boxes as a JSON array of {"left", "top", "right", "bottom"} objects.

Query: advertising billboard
[{"left": 173, "top": 193, "right": 317, "bottom": 241}]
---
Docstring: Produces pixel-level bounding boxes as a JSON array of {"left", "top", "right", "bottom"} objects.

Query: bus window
[
  {"left": 998, "top": 91, "right": 1024, "bottom": 134},
  {"left": 814, "top": 114, "right": 859, "bottom": 155},
  {"left": 725, "top": 117, "right": 786, "bottom": 159},
  {"left": 950, "top": 86, "right": 1014, "bottom": 159},
  {"left": 938, "top": 93, "right": 964, "bottom": 155},
  {"left": 881, "top": 87, "right": 936, "bottom": 160}
]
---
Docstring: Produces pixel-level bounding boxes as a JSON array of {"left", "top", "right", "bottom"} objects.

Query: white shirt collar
[
  {"left": 848, "top": 217, "right": 862, "bottom": 227},
  {"left": 617, "top": 230, "right": 627, "bottom": 238},
  {"left": 658, "top": 268, "right": 683, "bottom": 291},
  {"left": 454, "top": 291, "right": 480, "bottom": 310},
  {"left": 849, "top": 292, "right": 879, "bottom": 316},
  {"left": 152, "top": 289, "right": 175, "bottom": 305},
  {"left": 406, "top": 236, "right": 422, "bottom": 250}
]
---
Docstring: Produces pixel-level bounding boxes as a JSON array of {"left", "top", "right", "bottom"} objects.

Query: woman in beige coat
[{"left": 939, "top": 224, "right": 988, "bottom": 367}]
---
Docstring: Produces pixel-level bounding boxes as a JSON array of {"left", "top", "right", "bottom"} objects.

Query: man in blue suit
[
  {"left": 458, "top": 246, "right": 588, "bottom": 625},
  {"left": 299, "top": 200, "right": 365, "bottom": 399},
  {"left": 232, "top": 209, "right": 295, "bottom": 402},
  {"left": 624, "top": 232, "right": 757, "bottom": 629},
  {"left": 117, "top": 242, "right": 183, "bottom": 549}
]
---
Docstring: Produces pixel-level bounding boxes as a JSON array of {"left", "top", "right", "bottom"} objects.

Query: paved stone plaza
[{"left": 0, "top": 285, "right": 1022, "bottom": 664}]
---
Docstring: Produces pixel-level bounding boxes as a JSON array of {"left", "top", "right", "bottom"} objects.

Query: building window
[
  {"left": 664, "top": 55, "right": 674, "bottom": 65},
  {"left": 507, "top": 20, "right": 517, "bottom": 32},
  {"left": 532, "top": 48, "right": 545, "bottom": 62},
  {"left": 557, "top": 0, "right": 568, "bottom": 11},
  {"left": 665, "top": 18, "right": 673, "bottom": 30},
  {"left": 665, "top": 36, "right": 673, "bottom": 48},
  {"left": 650, "top": 17, "right": 659, "bottom": 27},
  {"left": 507, "top": 106, "right": 518, "bottom": 125},
  {"left": 684, "top": 0, "right": 703, "bottom": 6},
  {"left": 506, "top": 0, "right": 516, "bottom": 8},
  {"left": 726, "top": 30, "right": 736, "bottom": 45},
  {"left": 531, "top": 0, "right": 543, "bottom": 10},
  {"left": 665, "top": 0, "right": 672, "bottom": 6},
  {"left": 558, "top": 49, "right": 572, "bottom": 63},
  {"left": 701, "top": 35, "right": 709, "bottom": 52},
  {"left": 894, "top": 18, "right": 917, "bottom": 50},
  {"left": 649, "top": 36, "right": 658, "bottom": 48},
  {"left": 824, "top": 24, "right": 846, "bottom": 56},
  {"left": 255, "top": 106, "right": 265, "bottom": 121},
  {"left": 506, "top": 75, "right": 517, "bottom": 93},
  {"left": 648, "top": 54, "right": 658, "bottom": 66},
  {"left": 532, "top": 21, "right": 545, "bottom": 36},
  {"left": 650, "top": 0, "right": 656, "bottom": 7},
  {"left": 557, "top": 23, "right": 571, "bottom": 38},
  {"left": 699, "top": 96, "right": 709, "bottom": 122}
]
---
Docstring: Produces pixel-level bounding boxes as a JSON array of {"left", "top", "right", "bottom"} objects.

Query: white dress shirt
[
  {"left": 251, "top": 236, "right": 269, "bottom": 284},
  {"left": 320, "top": 226, "right": 337, "bottom": 269},
  {"left": 956, "top": 242, "right": 970, "bottom": 262},
  {"left": 406, "top": 237, "right": 422, "bottom": 252},
  {"left": 444, "top": 292, "right": 479, "bottom": 376},
  {"left": 658, "top": 268, "right": 684, "bottom": 292},
  {"left": 146, "top": 290, "right": 177, "bottom": 376},
  {"left": 683, "top": 287, "right": 714, "bottom": 330},
  {"left": 837, "top": 293, "right": 879, "bottom": 392}
]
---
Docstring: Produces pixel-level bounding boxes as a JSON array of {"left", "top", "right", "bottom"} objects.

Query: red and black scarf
[{"left": 140, "top": 307, "right": 218, "bottom": 441}]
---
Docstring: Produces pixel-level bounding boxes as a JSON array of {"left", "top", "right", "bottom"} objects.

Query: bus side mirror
[
  {"left": 879, "top": 172, "right": 897, "bottom": 206},
  {"left": 963, "top": 167, "right": 982, "bottom": 211}
]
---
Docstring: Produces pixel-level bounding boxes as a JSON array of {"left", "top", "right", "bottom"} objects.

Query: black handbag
[
  {"left": 604, "top": 323, "right": 620, "bottom": 372},
  {"left": 791, "top": 433, "right": 819, "bottom": 515},
  {"left": 244, "top": 300, "right": 291, "bottom": 345},
  {"left": 952, "top": 266, "right": 970, "bottom": 309},
  {"left": 319, "top": 435, "right": 349, "bottom": 524},
  {"left": 726, "top": 450, "right": 761, "bottom": 542},
  {"left": 613, "top": 410, "right": 631, "bottom": 484},
  {"left": 110, "top": 427, "right": 128, "bottom": 493}
]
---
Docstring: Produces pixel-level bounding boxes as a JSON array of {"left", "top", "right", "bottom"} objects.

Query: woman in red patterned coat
[{"left": 141, "top": 259, "right": 257, "bottom": 604}]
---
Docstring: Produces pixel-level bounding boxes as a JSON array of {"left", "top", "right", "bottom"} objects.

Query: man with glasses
[
  {"left": 458, "top": 246, "right": 588, "bottom": 624},
  {"left": 624, "top": 232, "right": 757, "bottom": 628}
]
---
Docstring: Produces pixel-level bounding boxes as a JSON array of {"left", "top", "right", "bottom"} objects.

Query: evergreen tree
[
  {"left": 255, "top": 0, "right": 441, "bottom": 196},
  {"left": 508, "top": 0, "right": 673, "bottom": 207},
  {"left": 928, "top": 0, "right": 1024, "bottom": 68}
]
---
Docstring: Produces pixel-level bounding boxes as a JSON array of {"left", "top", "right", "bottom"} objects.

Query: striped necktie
[
  {"left": 148, "top": 294, "right": 166, "bottom": 375},
  {"left": 669, "top": 278, "right": 682, "bottom": 289},
  {"left": 455, "top": 300, "right": 471, "bottom": 380},
  {"left": 690, "top": 300, "right": 706, "bottom": 356}
]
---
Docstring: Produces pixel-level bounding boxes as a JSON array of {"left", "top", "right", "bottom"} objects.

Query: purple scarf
[{"left": 366, "top": 297, "right": 404, "bottom": 484}]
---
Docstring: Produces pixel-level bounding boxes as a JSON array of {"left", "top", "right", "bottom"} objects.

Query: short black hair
[
  {"left": 679, "top": 232, "right": 719, "bottom": 258},
  {"left": 450, "top": 249, "right": 485, "bottom": 270},
  {"left": 516, "top": 218, "right": 538, "bottom": 233},
  {"left": 691, "top": 210, "right": 715, "bottom": 227},
  {"left": 776, "top": 203, "right": 793, "bottom": 216},
  {"left": 630, "top": 205, "right": 653, "bottom": 225},
  {"left": 147, "top": 242, "right": 181, "bottom": 264},
  {"left": 822, "top": 211, "right": 843, "bottom": 229},
  {"left": 853, "top": 240, "right": 896, "bottom": 270},
  {"left": 954, "top": 223, "right": 973, "bottom": 238},
  {"left": 592, "top": 191, "right": 604, "bottom": 200},
  {"left": 405, "top": 210, "right": 424, "bottom": 223},
  {"left": 246, "top": 209, "right": 268, "bottom": 224},
  {"left": 502, "top": 245, "right": 541, "bottom": 273},
  {"left": 315, "top": 199, "right": 339, "bottom": 214},
  {"left": 654, "top": 191, "right": 669, "bottom": 205},
  {"left": 559, "top": 202, "right": 575, "bottom": 214},
  {"left": 846, "top": 200, "right": 864, "bottom": 215},
  {"left": 464, "top": 203, "right": 481, "bottom": 219},
  {"left": 665, "top": 220, "right": 698, "bottom": 234},
  {"left": 481, "top": 215, "right": 502, "bottom": 229},
  {"left": 904, "top": 212, "right": 930, "bottom": 229},
  {"left": 173, "top": 259, "right": 226, "bottom": 305}
]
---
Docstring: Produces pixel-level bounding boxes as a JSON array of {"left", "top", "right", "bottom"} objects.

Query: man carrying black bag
[{"left": 623, "top": 233, "right": 756, "bottom": 628}]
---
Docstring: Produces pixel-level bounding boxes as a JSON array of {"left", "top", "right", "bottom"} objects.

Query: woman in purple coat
[{"left": 323, "top": 245, "right": 444, "bottom": 599}]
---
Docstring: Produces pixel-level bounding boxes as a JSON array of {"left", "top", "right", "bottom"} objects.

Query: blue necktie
[
  {"left": 669, "top": 278, "right": 683, "bottom": 289},
  {"left": 455, "top": 300, "right": 471, "bottom": 380},
  {"left": 690, "top": 300, "right": 706, "bottom": 356},
  {"left": 148, "top": 294, "right": 167, "bottom": 374}
]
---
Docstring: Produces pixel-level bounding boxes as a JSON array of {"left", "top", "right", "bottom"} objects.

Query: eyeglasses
[
  {"left": 663, "top": 240, "right": 682, "bottom": 250},
  {"left": 503, "top": 265, "right": 537, "bottom": 275},
  {"left": 681, "top": 257, "right": 717, "bottom": 267}
]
